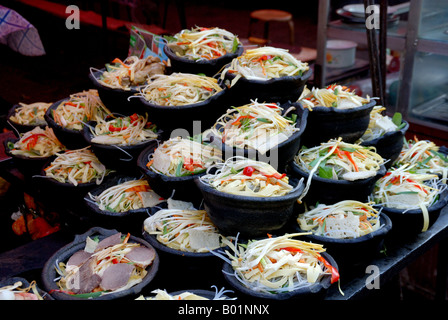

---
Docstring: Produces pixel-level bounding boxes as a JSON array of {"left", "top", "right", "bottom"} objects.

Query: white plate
[{"left": 342, "top": 4, "right": 393, "bottom": 18}]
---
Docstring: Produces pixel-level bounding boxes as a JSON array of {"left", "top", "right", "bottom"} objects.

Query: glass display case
[
  {"left": 315, "top": 0, "right": 448, "bottom": 140},
  {"left": 397, "top": 0, "right": 448, "bottom": 133}
]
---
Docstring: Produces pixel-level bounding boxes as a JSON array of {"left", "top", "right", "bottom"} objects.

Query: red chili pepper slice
[{"left": 243, "top": 166, "right": 255, "bottom": 176}]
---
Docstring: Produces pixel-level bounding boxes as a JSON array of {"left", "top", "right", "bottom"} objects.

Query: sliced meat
[
  {"left": 95, "top": 233, "right": 122, "bottom": 252},
  {"left": 100, "top": 263, "right": 135, "bottom": 291},
  {"left": 67, "top": 257, "right": 102, "bottom": 294},
  {"left": 125, "top": 246, "right": 156, "bottom": 268},
  {"left": 66, "top": 250, "right": 92, "bottom": 267}
]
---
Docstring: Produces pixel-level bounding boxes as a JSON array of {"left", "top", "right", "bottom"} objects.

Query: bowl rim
[
  {"left": 3, "top": 136, "right": 56, "bottom": 162},
  {"left": 294, "top": 212, "right": 392, "bottom": 244},
  {"left": 83, "top": 174, "right": 157, "bottom": 218},
  {"left": 81, "top": 119, "right": 161, "bottom": 152},
  {"left": 89, "top": 67, "right": 140, "bottom": 94},
  {"left": 137, "top": 77, "right": 228, "bottom": 111},
  {"left": 210, "top": 101, "right": 309, "bottom": 156},
  {"left": 137, "top": 139, "right": 212, "bottom": 183},
  {"left": 288, "top": 157, "right": 387, "bottom": 186},
  {"left": 41, "top": 227, "right": 159, "bottom": 300},
  {"left": 221, "top": 250, "right": 336, "bottom": 300},
  {"left": 307, "top": 99, "right": 376, "bottom": 115},
  {"left": 44, "top": 98, "right": 86, "bottom": 135},
  {"left": 195, "top": 174, "right": 304, "bottom": 203},
  {"left": 36, "top": 154, "right": 110, "bottom": 189},
  {"left": 360, "top": 119, "right": 410, "bottom": 146},
  {"left": 374, "top": 188, "right": 448, "bottom": 215},
  {"left": 164, "top": 42, "right": 245, "bottom": 66},
  {"left": 6, "top": 103, "right": 48, "bottom": 132},
  {"left": 0, "top": 276, "right": 54, "bottom": 300},
  {"left": 224, "top": 65, "right": 313, "bottom": 86},
  {"left": 142, "top": 228, "right": 224, "bottom": 258}
]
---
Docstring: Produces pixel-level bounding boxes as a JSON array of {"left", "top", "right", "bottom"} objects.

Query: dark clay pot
[
  {"left": 210, "top": 101, "right": 309, "bottom": 172},
  {"left": 82, "top": 120, "right": 160, "bottom": 174},
  {"left": 138, "top": 81, "right": 229, "bottom": 138},
  {"left": 83, "top": 175, "right": 158, "bottom": 234},
  {"left": 287, "top": 160, "right": 387, "bottom": 205},
  {"left": 361, "top": 120, "right": 409, "bottom": 169},
  {"left": 44, "top": 98, "right": 90, "bottom": 150},
  {"left": 378, "top": 188, "right": 448, "bottom": 237},
  {"left": 88, "top": 68, "right": 146, "bottom": 115},
  {"left": 221, "top": 251, "right": 337, "bottom": 300},
  {"left": 164, "top": 44, "right": 244, "bottom": 77},
  {"left": 136, "top": 140, "right": 205, "bottom": 205},
  {"left": 292, "top": 212, "right": 392, "bottom": 268},
  {"left": 194, "top": 176, "right": 304, "bottom": 237},
  {"left": 223, "top": 67, "right": 313, "bottom": 106},
  {"left": 41, "top": 227, "right": 159, "bottom": 300},
  {"left": 3, "top": 136, "right": 58, "bottom": 176},
  {"left": 6, "top": 103, "right": 48, "bottom": 134},
  {"left": 0, "top": 276, "right": 54, "bottom": 300},
  {"left": 301, "top": 100, "right": 376, "bottom": 148}
]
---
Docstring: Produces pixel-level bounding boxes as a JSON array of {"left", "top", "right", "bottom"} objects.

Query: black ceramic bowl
[
  {"left": 33, "top": 154, "right": 114, "bottom": 204},
  {"left": 44, "top": 98, "right": 90, "bottom": 150},
  {"left": 136, "top": 140, "right": 208, "bottom": 205},
  {"left": 223, "top": 67, "right": 313, "bottom": 106},
  {"left": 84, "top": 175, "right": 160, "bottom": 234},
  {"left": 6, "top": 103, "right": 48, "bottom": 134},
  {"left": 41, "top": 227, "right": 159, "bottom": 300},
  {"left": 292, "top": 212, "right": 392, "bottom": 268},
  {"left": 361, "top": 120, "right": 409, "bottom": 169},
  {"left": 138, "top": 80, "right": 229, "bottom": 137},
  {"left": 82, "top": 120, "right": 160, "bottom": 174},
  {"left": 0, "top": 276, "right": 54, "bottom": 300},
  {"left": 287, "top": 160, "right": 387, "bottom": 205},
  {"left": 89, "top": 68, "right": 146, "bottom": 115},
  {"left": 301, "top": 100, "right": 376, "bottom": 147},
  {"left": 221, "top": 251, "right": 337, "bottom": 300},
  {"left": 194, "top": 176, "right": 304, "bottom": 237},
  {"left": 209, "top": 102, "right": 309, "bottom": 172},
  {"left": 164, "top": 43, "right": 244, "bottom": 77},
  {"left": 3, "top": 136, "right": 60, "bottom": 176},
  {"left": 378, "top": 188, "right": 448, "bottom": 236}
]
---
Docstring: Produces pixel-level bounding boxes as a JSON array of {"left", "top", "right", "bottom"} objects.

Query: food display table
[{"left": 0, "top": 128, "right": 447, "bottom": 301}]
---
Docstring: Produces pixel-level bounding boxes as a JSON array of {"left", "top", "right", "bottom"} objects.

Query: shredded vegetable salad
[
  {"left": 144, "top": 208, "right": 226, "bottom": 252},
  {"left": 146, "top": 136, "right": 222, "bottom": 177},
  {"left": 89, "top": 179, "right": 163, "bottom": 213},
  {"left": 200, "top": 156, "right": 295, "bottom": 197},
  {"left": 297, "top": 200, "right": 382, "bottom": 238},
  {"left": 52, "top": 89, "right": 112, "bottom": 131},
  {"left": 0, "top": 280, "right": 44, "bottom": 300},
  {"left": 9, "top": 102, "right": 51, "bottom": 126},
  {"left": 298, "top": 84, "right": 371, "bottom": 111},
  {"left": 8, "top": 126, "right": 65, "bottom": 158},
  {"left": 93, "top": 55, "right": 165, "bottom": 90},
  {"left": 358, "top": 107, "right": 405, "bottom": 142},
  {"left": 371, "top": 164, "right": 446, "bottom": 231},
  {"left": 90, "top": 113, "right": 158, "bottom": 146},
  {"left": 140, "top": 73, "right": 223, "bottom": 106},
  {"left": 137, "top": 286, "right": 235, "bottom": 300},
  {"left": 54, "top": 232, "right": 154, "bottom": 298},
  {"left": 209, "top": 100, "right": 300, "bottom": 153},
  {"left": 44, "top": 147, "right": 111, "bottom": 186},
  {"left": 222, "top": 46, "right": 309, "bottom": 86},
  {"left": 166, "top": 26, "right": 240, "bottom": 61},
  {"left": 296, "top": 138, "right": 384, "bottom": 181},
  {"left": 393, "top": 136, "right": 448, "bottom": 183},
  {"left": 213, "top": 233, "right": 339, "bottom": 294},
  {"left": 296, "top": 138, "right": 384, "bottom": 203}
]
